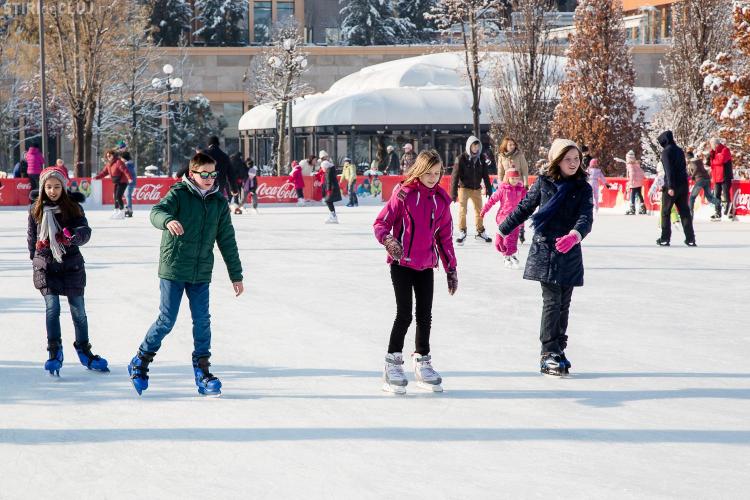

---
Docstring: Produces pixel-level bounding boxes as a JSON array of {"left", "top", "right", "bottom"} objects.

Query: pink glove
[
  {"left": 383, "top": 235, "right": 404, "bottom": 260},
  {"left": 555, "top": 233, "right": 580, "bottom": 254},
  {"left": 494, "top": 234, "right": 506, "bottom": 253},
  {"left": 62, "top": 228, "right": 73, "bottom": 239}
]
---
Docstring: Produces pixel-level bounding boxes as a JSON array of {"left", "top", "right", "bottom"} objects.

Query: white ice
[{"left": 1, "top": 202, "right": 749, "bottom": 499}]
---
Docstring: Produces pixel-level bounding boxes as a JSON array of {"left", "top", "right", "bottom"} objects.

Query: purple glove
[
  {"left": 446, "top": 268, "right": 458, "bottom": 296},
  {"left": 555, "top": 233, "right": 579, "bottom": 254},
  {"left": 383, "top": 235, "right": 404, "bottom": 260}
]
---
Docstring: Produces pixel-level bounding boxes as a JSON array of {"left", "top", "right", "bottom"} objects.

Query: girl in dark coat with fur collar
[
  {"left": 498, "top": 139, "right": 593, "bottom": 376},
  {"left": 27, "top": 166, "right": 109, "bottom": 376}
]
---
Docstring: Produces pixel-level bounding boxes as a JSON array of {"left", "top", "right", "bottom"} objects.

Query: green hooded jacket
[{"left": 150, "top": 180, "right": 243, "bottom": 284}]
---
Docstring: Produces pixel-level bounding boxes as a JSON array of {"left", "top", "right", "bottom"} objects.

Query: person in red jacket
[
  {"left": 373, "top": 149, "right": 457, "bottom": 394},
  {"left": 708, "top": 138, "right": 735, "bottom": 220},
  {"left": 288, "top": 160, "right": 306, "bottom": 205},
  {"left": 95, "top": 149, "right": 133, "bottom": 219}
]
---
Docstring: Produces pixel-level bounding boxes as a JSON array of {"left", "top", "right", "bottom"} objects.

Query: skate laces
[{"left": 415, "top": 356, "right": 438, "bottom": 378}]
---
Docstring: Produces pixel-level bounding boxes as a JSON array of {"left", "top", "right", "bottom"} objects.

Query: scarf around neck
[
  {"left": 531, "top": 177, "right": 574, "bottom": 232},
  {"left": 39, "top": 205, "right": 65, "bottom": 263}
]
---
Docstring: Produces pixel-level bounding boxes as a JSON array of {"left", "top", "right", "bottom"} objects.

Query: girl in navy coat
[
  {"left": 498, "top": 139, "right": 593, "bottom": 376},
  {"left": 27, "top": 166, "right": 109, "bottom": 376}
]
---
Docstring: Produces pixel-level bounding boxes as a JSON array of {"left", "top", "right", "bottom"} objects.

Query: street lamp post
[{"left": 152, "top": 64, "right": 183, "bottom": 175}]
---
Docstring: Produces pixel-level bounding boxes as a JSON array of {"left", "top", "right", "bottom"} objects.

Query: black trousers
[
  {"left": 295, "top": 188, "right": 304, "bottom": 199},
  {"left": 114, "top": 183, "right": 127, "bottom": 210},
  {"left": 29, "top": 174, "right": 39, "bottom": 191},
  {"left": 660, "top": 186, "right": 695, "bottom": 243},
  {"left": 326, "top": 200, "right": 335, "bottom": 213},
  {"left": 388, "top": 264, "right": 434, "bottom": 355},
  {"left": 630, "top": 187, "right": 644, "bottom": 206},
  {"left": 714, "top": 181, "right": 732, "bottom": 215},
  {"left": 540, "top": 282, "right": 574, "bottom": 355}
]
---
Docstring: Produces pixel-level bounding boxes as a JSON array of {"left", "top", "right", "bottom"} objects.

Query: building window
[
  {"left": 277, "top": 1, "right": 295, "bottom": 24},
  {"left": 254, "top": 1, "right": 272, "bottom": 43},
  {"left": 325, "top": 28, "right": 341, "bottom": 45}
]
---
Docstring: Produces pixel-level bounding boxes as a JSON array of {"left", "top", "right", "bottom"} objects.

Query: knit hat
[
  {"left": 548, "top": 139, "right": 580, "bottom": 164},
  {"left": 589, "top": 158, "right": 599, "bottom": 168},
  {"left": 39, "top": 166, "right": 69, "bottom": 189},
  {"left": 321, "top": 160, "right": 334, "bottom": 170},
  {"left": 503, "top": 168, "right": 520, "bottom": 182},
  {"left": 403, "top": 143, "right": 413, "bottom": 152},
  {"left": 318, "top": 150, "right": 329, "bottom": 160},
  {"left": 626, "top": 150, "right": 636, "bottom": 160}
]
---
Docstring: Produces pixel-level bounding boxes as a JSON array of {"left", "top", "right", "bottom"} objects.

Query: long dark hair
[
  {"left": 546, "top": 146, "right": 587, "bottom": 182},
  {"left": 32, "top": 182, "right": 83, "bottom": 224}
]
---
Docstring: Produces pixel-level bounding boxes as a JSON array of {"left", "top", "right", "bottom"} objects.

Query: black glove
[
  {"left": 446, "top": 268, "right": 458, "bottom": 296},
  {"left": 383, "top": 235, "right": 403, "bottom": 260}
]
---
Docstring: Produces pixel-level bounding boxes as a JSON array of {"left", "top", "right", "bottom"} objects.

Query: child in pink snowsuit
[{"left": 480, "top": 169, "right": 527, "bottom": 267}]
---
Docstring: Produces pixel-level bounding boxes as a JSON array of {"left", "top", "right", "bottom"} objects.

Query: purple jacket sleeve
[
  {"left": 435, "top": 203, "right": 457, "bottom": 271},
  {"left": 373, "top": 191, "right": 403, "bottom": 244}
]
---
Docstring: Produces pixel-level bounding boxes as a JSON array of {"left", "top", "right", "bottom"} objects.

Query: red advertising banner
[{"left": 102, "top": 178, "right": 177, "bottom": 205}]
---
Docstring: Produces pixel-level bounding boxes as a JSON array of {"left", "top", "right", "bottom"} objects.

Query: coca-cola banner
[
  {"left": 255, "top": 177, "right": 298, "bottom": 203},
  {"left": 102, "top": 178, "right": 177, "bottom": 205}
]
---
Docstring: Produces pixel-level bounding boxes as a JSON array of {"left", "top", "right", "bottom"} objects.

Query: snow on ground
[{"left": 1, "top": 202, "right": 749, "bottom": 499}]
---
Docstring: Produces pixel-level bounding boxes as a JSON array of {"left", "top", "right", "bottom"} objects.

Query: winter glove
[
  {"left": 383, "top": 235, "right": 404, "bottom": 260},
  {"left": 555, "top": 232, "right": 580, "bottom": 254},
  {"left": 495, "top": 234, "right": 507, "bottom": 253},
  {"left": 446, "top": 268, "right": 458, "bottom": 296},
  {"left": 479, "top": 207, "right": 487, "bottom": 218}
]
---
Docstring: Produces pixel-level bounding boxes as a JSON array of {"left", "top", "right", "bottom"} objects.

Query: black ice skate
[{"left": 540, "top": 353, "right": 566, "bottom": 377}]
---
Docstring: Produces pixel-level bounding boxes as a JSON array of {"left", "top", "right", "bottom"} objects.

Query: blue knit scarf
[{"left": 531, "top": 178, "right": 574, "bottom": 232}]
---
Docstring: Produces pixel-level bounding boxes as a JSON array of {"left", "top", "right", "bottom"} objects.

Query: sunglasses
[{"left": 191, "top": 170, "right": 218, "bottom": 179}]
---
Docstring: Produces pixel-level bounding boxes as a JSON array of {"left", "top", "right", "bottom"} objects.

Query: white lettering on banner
[
  {"left": 734, "top": 191, "right": 750, "bottom": 210},
  {"left": 133, "top": 183, "right": 168, "bottom": 202},
  {"left": 16, "top": 182, "right": 31, "bottom": 190},
  {"left": 256, "top": 181, "right": 297, "bottom": 200}
]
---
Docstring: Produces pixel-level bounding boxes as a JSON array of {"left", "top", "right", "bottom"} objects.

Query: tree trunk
[
  {"left": 276, "top": 101, "right": 287, "bottom": 176},
  {"left": 72, "top": 114, "right": 85, "bottom": 177},
  {"left": 470, "top": 11, "right": 481, "bottom": 138}
]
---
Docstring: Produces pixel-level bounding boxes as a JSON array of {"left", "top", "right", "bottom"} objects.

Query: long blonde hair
[{"left": 403, "top": 149, "right": 443, "bottom": 185}]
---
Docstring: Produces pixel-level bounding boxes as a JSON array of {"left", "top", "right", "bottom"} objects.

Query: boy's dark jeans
[
  {"left": 45, "top": 294, "right": 88, "bottom": 344},
  {"left": 539, "top": 282, "right": 573, "bottom": 355},
  {"left": 140, "top": 278, "right": 211, "bottom": 359}
]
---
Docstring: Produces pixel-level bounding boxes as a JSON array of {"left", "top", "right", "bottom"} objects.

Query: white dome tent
[{"left": 239, "top": 52, "right": 662, "bottom": 171}]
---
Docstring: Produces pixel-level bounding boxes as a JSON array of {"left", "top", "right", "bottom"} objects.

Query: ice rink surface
[{"left": 1, "top": 201, "right": 748, "bottom": 499}]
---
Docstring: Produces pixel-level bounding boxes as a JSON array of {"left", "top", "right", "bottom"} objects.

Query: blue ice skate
[
  {"left": 45, "top": 342, "right": 63, "bottom": 376},
  {"left": 74, "top": 342, "right": 110, "bottom": 372},
  {"left": 128, "top": 350, "right": 155, "bottom": 396},
  {"left": 193, "top": 357, "right": 222, "bottom": 396}
]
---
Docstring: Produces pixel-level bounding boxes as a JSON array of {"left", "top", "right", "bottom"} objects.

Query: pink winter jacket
[
  {"left": 626, "top": 161, "right": 645, "bottom": 189},
  {"left": 25, "top": 147, "right": 45, "bottom": 175},
  {"left": 373, "top": 180, "right": 457, "bottom": 272},
  {"left": 480, "top": 183, "right": 527, "bottom": 224},
  {"left": 289, "top": 166, "right": 304, "bottom": 190}
]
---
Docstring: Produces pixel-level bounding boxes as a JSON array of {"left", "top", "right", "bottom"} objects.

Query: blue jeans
[
  {"left": 690, "top": 178, "right": 720, "bottom": 214},
  {"left": 44, "top": 294, "right": 89, "bottom": 344},
  {"left": 126, "top": 182, "right": 136, "bottom": 210},
  {"left": 139, "top": 279, "right": 212, "bottom": 359}
]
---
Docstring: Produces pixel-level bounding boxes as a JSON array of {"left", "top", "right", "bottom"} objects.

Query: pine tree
[
  {"left": 394, "top": 0, "right": 437, "bottom": 43},
  {"left": 149, "top": 0, "right": 192, "bottom": 46},
  {"left": 195, "top": 0, "right": 247, "bottom": 46},
  {"left": 701, "top": 1, "right": 750, "bottom": 166},
  {"left": 551, "top": 0, "right": 644, "bottom": 175},
  {"left": 340, "top": 0, "right": 397, "bottom": 46}
]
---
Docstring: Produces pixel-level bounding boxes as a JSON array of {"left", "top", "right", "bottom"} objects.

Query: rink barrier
[{"left": 1, "top": 175, "right": 748, "bottom": 215}]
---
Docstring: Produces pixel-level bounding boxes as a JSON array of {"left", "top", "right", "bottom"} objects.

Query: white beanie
[
  {"left": 548, "top": 139, "right": 580, "bottom": 164},
  {"left": 626, "top": 150, "right": 636, "bottom": 160},
  {"left": 318, "top": 150, "right": 329, "bottom": 160}
]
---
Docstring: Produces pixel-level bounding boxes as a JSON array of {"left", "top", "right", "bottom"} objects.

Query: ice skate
[
  {"left": 128, "top": 350, "right": 155, "bottom": 396},
  {"left": 710, "top": 213, "right": 722, "bottom": 221},
  {"left": 73, "top": 342, "right": 109, "bottom": 372},
  {"left": 456, "top": 230, "right": 467, "bottom": 246},
  {"left": 125, "top": 208, "right": 133, "bottom": 218},
  {"left": 476, "top": 230, "right": 492, "bottom": 243},
  {"left": 625, "top": 205, "right": 635, "bottom": 215},
  {"left": 325, "top": 213, "right": 339, "bottom": 224},
  {"left": 540, "top": 353, "right": 565, "bottom": 377},
  {"left": 193, "top": 357, "right": 222, "bottom": 397},
  {"left": 504, "top": 256, "right": 513, "bottom": 269},
  {"left": 45, "top": 341, "right": 63, "bottom": 376},
  {"left": 382, "top": 352, "right": 407, "bottom": 395},
  {"left": 412, "top": 353, "right": 443, "bottom": 392},
  {"left": 109, "top": 209, "right": 120, "bottom": 219},
  {"left": 685, "top": 239, "right": 697, "bottom": 247},
  {"left": 638, "top": 205, "right": 647, "bottom": 215},
  {"left": 296, "top": 199, "right": 306, "bottom": 207},
  {"left": 233, "top": 206, "right": 243, "bottom": 215},
  {"left": 510, "top": 255, "right": 521, "bottom": 269},
  {"left": 656, "top": 238, "right": 670, "bottom": 246},
  {"left": 112, "top": 209, "right": 125, "bottom": 220},
  {"left": 559, "top": 352, "right": 572, "bottom": 375}
]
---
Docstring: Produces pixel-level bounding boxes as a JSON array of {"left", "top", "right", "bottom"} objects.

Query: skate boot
[
  {"left": 456, "top": 230, "right": 467, "bottom": 246},
  {"left": 638, "top": 204, "right": 647, "bottom": 215},
  {"left": 234, "top": 206, "right": 243, "bottom": 215},
  {"left": 73, "top": 341, "right": 109, "bottom": 372},
  {"left": 125, "top": 208, "right": 133, "bottom": 218},
  {"left": 656, "top": 238, "right": 670, "bottom": 246},
  {"left": 128, "top": 350, "right": 155, "bottom": 396},
  {"left": 412, "top": 353, "right": 443, "bottom": 392},
  {"left": 540, "top": 352, "right": 565, "bottom": 377},
  {"left": 193, "top": 357, "right": 222, "bottom": 396},
  {"left": 383, "top": 352, "right": 408, "bottom": 394},
  {"left": 510, "top": 255, "right": 521, "bottom": 269},
  {"left": 504, "top": 256, "right": 513, "bottom": 269},
  {"left": 559, "top": 352, "right": 572, "bottom": 374},
  {"left": 625, "top": 205, "right": 635, "bottom": 215},
  {"left": 710, "top": 213, "right": 722, "bottom": 221},
  {"left": 325, "top": 213, "right": 339, "bottom": 224},
  {"left": 45, "top": 340, "right": 63, "bottom": 376},
  {"left": 476, "top": 230, "right": 492, "bottom": 243}
]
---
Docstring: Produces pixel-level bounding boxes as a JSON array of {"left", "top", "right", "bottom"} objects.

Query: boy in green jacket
[{"left": 128, "top": 153, "right": 244, "bottom": 396}]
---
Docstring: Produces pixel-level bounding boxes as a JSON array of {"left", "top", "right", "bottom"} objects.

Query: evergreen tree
[
  {"left": 195, "top": 0, "right": 247, "bottom": 46},
  {"left": 340, "top": 0, "right": 397, "bottom": 46},
  {"left": 171, "top": 94, "right": 227, "bottom": 165},
  {"left": 551, "top": 0, "right": 643, "bottom": 175},
  {"left": 395, "top": 0, "right": 437, "bottom": 43},
  {"left": 149, "top": 0, "right": 192, "bottom": 46}
]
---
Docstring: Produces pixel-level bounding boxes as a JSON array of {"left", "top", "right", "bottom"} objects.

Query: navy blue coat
[
  {"left": 27, "top": 191, "right": 91, "bottom": 297},
  {"left": 499, "top": 175, "right": 593, "bottom": 287}
]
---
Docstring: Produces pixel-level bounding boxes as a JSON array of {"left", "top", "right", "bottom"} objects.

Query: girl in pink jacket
[
  {"left": 288, "top": 161, "right": 306, "bottom": 205},
  {"left": 480, "top": 168, "right": 527, "bottom": 269},
  {"left": 587, "top": 158, "right": 608, "bottom": 214},
  {"left": 373, "top": 150, "right": 456, "bottom": 395},
  {"left": 617, "top": 150, "right": 646, "bottom": 215}
]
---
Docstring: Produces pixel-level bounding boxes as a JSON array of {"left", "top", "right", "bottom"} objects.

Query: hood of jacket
[
  {"left": 657, "top": 130, "right": 675, "bottom": 148},
  {"left": 465, "top": 136, "right": 482, "bottom": 157},
  {"left": 182, "top": 177, "right": 221, "bottom": 199}
]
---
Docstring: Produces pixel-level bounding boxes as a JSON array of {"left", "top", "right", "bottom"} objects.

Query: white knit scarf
[{"left": 39, "top": 205, "right": 65, "bottom": 263}]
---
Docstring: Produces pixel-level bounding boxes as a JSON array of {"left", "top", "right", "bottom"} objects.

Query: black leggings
[
  {"left": 630, "top": 187, "right": 644, "bottom": 206},
  {"left": 540, "top": 282, "right": 574, "bottom": 355},
  {"left": 388, "top": 264, "right": 434, "bottom": 355},
  {"left": 114, "top": 183, "right": 127, "bottom": 210},
  {"left": 326, "top": 200, "right": 335, "bottom": 213}
]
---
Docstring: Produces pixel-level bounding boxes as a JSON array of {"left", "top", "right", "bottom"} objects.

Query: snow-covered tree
[
  {"left": 149, "top": 0, "right": 193, "bottom": 46},
  {"left": 171, "top": 94, "right": 227, "bottom": 168},
  {"left": 655, "top": 0, "right": 731, "bottom": 151},
  {"left": 551, "top": 0, "right": 644, "bottom": 175},
  {"left": 195, "top": 0, "right": 247, "bottom": 46},
  {"left": 248, "top": 21, "right": 312, "bottom": 174},
  {"left": 428, "top": 0, "right": 506, "bottom": 136},
  {"left": 701, "top": 1, "right": 750, "bottom": 167},
  {"left": 394, "top": 0, "right": 438, "bottom": 43},
  {"left": 340, "top": 0, "right": 397, "bottom": 46}
]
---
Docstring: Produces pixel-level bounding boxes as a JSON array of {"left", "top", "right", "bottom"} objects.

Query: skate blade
[
  {"left": 199, "top": 392, "right": 222, "bottom": 398},
  {"left": 382, "top": 382, "right": 406, "bottom": 395},
  {"left": 540, "top": 371, "right": 565, "bottom": 378},
  {"left": 416, "top": 381, "right": 443, "bottom": 392}
]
